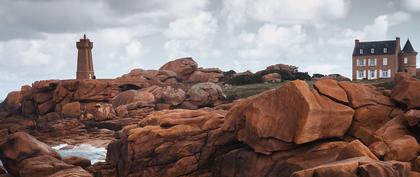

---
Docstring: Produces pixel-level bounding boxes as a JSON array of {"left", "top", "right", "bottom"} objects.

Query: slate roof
[
  {"left": 402, "top": 39, "right": 417, "bottom": 53},
  {"left": 353, "top": 40, "right": 397, "bottom": 56}
]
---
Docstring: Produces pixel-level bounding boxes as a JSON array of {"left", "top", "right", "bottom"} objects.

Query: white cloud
[
  {"left": 327, "top": 11, "right": 411, "bottom": 47},
  {"left": 403, "top": 0, "right": 420, "bottom": 11},
  {"left": 221, "top": 0, "right": 350, "bottom": 30},
  {"left": 164, "top": 12, "right": 218, "bottom": 40},
  {"left": 164, "top": 12, "right": 218, "bottom": 60},
  {"left": 237, "top": 24, "right": 306, "bottom": 59},
  {"left": 105, "top": 0, "right": 209, "bottom": 18}
]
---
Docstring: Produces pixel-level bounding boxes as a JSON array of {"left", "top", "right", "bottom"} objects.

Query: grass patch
[{"left": 223, "top": 82, "right": 285, "bottom": 100}]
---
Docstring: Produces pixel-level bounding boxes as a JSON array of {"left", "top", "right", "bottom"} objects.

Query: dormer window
[
  {"left": 360, "top": 49, "right": 363, "bottom": 54},
  {"left": 384, "top": 48, "right": 387, "bottom": 53},
  {"left": 371, "top": 48, "right": 374, "bottom": 54}
]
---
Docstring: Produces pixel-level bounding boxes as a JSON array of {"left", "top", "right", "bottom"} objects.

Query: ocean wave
[{"left": 52, "top": 143, "right": 107, "bottom": 164}]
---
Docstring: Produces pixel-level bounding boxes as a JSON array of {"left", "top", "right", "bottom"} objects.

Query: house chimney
[
  {"left": 396, "top": 37, "right": 401, "bottom": 51},
  {"left": 355, "top": 39, "right": 359, "bottom": 45}
]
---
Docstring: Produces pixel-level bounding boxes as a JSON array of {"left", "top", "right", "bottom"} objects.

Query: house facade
[{"left": 352, "top": 37, "right": 417, "bottom": 80}]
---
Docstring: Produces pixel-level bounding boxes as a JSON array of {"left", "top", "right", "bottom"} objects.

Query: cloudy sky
[{"left": 0, "top": 0, "right": 419, "bottom": 98}]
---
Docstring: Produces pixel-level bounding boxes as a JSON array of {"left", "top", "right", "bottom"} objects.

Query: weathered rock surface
[
  {"left": 62, "top": 156, "right": 92, "bottom": 169},
  {"left": 187, "top": 82, "right": 226, "bottom": 107},
  {"left": 291, "top": 157, "right": 410, "bottom": 177},
  {"left": 110, "top": 90, "right": 155, "bottom": 108},
  {"left": 4, "top": 60, "right": 420, "bottom": 177},
  {"left": 159, "top": 57, "right": 198, "bottom": 81},
  {"left": 0, "top": 132, "right": 61, "bottom": 176},
  {"left": 0, "top": 132, "right": 92, "bottom": 177},
  {"left": 2, "top": 91, "right": 22, "bottom": 114},
  {"left": 339, "top": 81, "right": 392, "bottom": 108},
  {"left": 348, "top": 104, "right": 394, "bottom": 145},
  {"left": 370, "top": 116, "right": 420, "bottom": 161},
  {"left": 81, "top": 103, "right": 116, "bottom": 121},
  {"left": 187, "top": 68, "right": 224, "bottom": 83},
  {"left": 405, "top": 109, "right": 420, "bottom": 127},
  {"left": 61, "top": 102, "right": 81, "bottom": 118},
  {"left": 223, "top": 80, "right": 354, "bottom": 154},
  {"left": 212, "top": 141, "right": 348, "bottom": 177},
  {"left": 262, "top": 73, "right": 282, "bottom": 83},
  {"left": 391, "top": 73, "right": 420, "bottom": 108},
  {"left": 336, "top": 140, "right": 379, "bottom": 161},
  {"left": 161, "top": 86, "right": 186, "bottom": 106},
  {"left": 314, "top": 79, "right": 349, "bottom": 104},
  {"left": 106, "top": 109, "right": 237, "bottom": 177}
]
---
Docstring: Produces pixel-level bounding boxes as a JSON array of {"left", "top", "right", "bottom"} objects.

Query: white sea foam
[{"left": 52, "top": 143, "right": 107, "bottom": 164}]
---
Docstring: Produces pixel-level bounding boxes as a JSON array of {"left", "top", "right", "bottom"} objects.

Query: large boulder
[
  {"left": 18, "top": 155, "right": 76, "bottom": 177},
  {"left": 62, "top": 156, "right": 92, "bottom": 169},
  {"left": 0, "top": 132, "right": 61, "bottom": 176},
  {"left": 314, "top": 79, "right": 349, "bottom": 104},
  {"left": 111, "top": 90, "right": 155, "bottom": 108},
  {"left": 73, "top": 80, "right": 118, "bottom": 102},
  {"left": 262, "top": 73, "right": 282, "bottom": 83},
  {"left": 186, "top": 68, "right": 224, "bottom": 83},
  {"left": 187, "top": 82, "right": 226, "bottom": 107},
  {"left": 391, "top": 72, "right": 420, "bottom": 108},
  {"left": 348, "top": 104, "right": 394, "bottom": 145},
  {"left": 106, "top": 109, "right": 236, "bottom": 177},
  {"left": 404, "top": 109, "right": 420, "bottom": 127},
  {"left": 336, "top": 140, "right": 379, "bottom": 161},
  {"left": 82, "top": 103, "right": 116, "bottom": 121},
  {"left": 159, "top": 57, "right": 198, "bottom": 81},
  {"left": 222, "top": 80, "right": 354, "bottom": 154},
  {"left": 338, "top": 82, "right": 392, "bottom": 108},
  {"left": 160, "top": 86, "right": 186, "bottom": 106},
  {"left": 61, "top": 102, "right": 81, "bottom": 118},
  {"left": 290, "top": 157, "right": 411, "bottom": 177},
  {"left": 212, "top": 141, "right": 348, "bottom": 177},
  {"left": 369, "top": 116, "right": 420, "bottom": 161},
  {"left": 2, "top": 91, "right": 22, "bottom": 114},
  {"left": 118, "top": 68, "right": 177, "bottom": 84}
]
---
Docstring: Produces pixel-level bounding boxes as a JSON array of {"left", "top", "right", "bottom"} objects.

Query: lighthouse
[{"left": 76, "top": 34, "right": 95, "bottom": 80}]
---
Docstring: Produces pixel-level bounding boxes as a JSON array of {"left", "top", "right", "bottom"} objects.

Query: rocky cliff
[{"left": 1, "top": 58, "right": 420, "bottom": 177}]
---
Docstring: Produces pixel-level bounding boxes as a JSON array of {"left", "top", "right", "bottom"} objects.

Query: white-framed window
[
  {"left": 360, "top": 49, "right": 363, "bottom": 54},
  {"left": 356, "top": 59, "right": 365, "bottom": 66},
  {"left": 404, "top": 57, "right": 408, "bottom": 64},
  {"left": 357, "top": 70, "right": 365, "bottom": 80},
  {"left": 369, "top": 58, "right": 377, "bottom": 66},
  {"left": 371, "top": 48, "right": 375, "bottom": 54},
  {"left": 369, "top": 70, "right": 377, "bottom": 80},
  {"left": 382, "top": 70, "right": 389, "bottom": 78},
  {"left": 383, "top": 58, "right": 388, "bottom": 66},
  {"left": 380, "top": 69, "right": 391, "bottom": 78},
  {"left": 384, "top": 48, "right": 388, "bottom": 53}
]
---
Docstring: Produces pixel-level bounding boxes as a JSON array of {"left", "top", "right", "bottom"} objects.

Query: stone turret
[
  {"left": 399, "top": 39, "right": 417, "bottom": 76},
  {"left": 76, "top": 34, "right": 95, "bottom": 80}
]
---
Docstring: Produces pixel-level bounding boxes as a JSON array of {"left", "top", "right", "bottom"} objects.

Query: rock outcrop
[
  {"left": 186, "top": 82, "right": 226, "bottom": 108},
  {"left": 0, "top": 132, "right": 92, "bottom": 177},
  {"left": 105, "top": 109, "right": 237, "bottom": 177},
  {"left": 3, "top": 56, "right": 420, "bottom": 177},
  {"left": 159, "top": 57, "right": 198, "bottom": 81},
  {"left": 187, "top": 68, "right": 224, "bottom": 83},
  {"left": 391, "top": 72, "right": 420, "bottom": 108},
  {"left": 223, "top": 80, "right": 354, "bottom": 154}
]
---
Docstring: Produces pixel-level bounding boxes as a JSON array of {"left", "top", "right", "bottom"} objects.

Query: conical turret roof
[{"left": 402, "top": 39, "right": 416, "bottom": 53}]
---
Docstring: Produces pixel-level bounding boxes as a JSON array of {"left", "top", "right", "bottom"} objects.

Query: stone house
[{"left": 352, "top": 37, "right": 417, "bottom": 80}]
